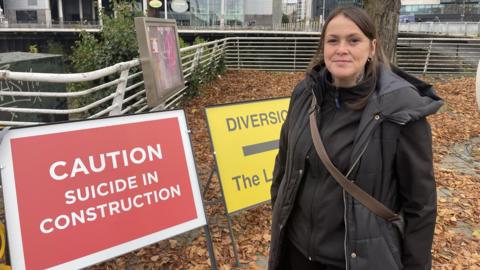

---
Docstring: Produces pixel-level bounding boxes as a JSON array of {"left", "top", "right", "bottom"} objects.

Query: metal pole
[
  {"left": 98, "top": 0, "right": 102, "bottom": 27},
  {"left": 201, "top": 166, "right": 218, "bottom": 270},
  {"left": 220, "top": 0, "right": 225, "bottom": 28},
  {"left": 322, "top": 0, "right": 325, "bottom": 24},
  {"left": 143, "top": 0, "right": 148, "bottom": 16},
  {"left": 45, "top": 0, "right": 52, "bottom": 26},
  {"left": 207, "top": 0, "right": 209, "bottom": 26},
  {"left": 164, "top": 0, "right": 168, "bottom": 19},
  {"left": 92, "top": 0, "right": 96, "bottom": 21},
  {"left": 108, "top": 69, "right": 129, "bottom": 116},
  {"left": 58, "top": 0, "right": 64, "bottom": 24},
  {"left": 79, "top": 0, "right": 84, "bottom": 23},
  {"left": 202, "top": 166, "right": 216, "bottom": 198},
  {"left": 476, "top": 60, "right": 480, "bottom": 111},
  {"left": 226, "top": 214, "right": 240, "bottom": 267},
  {"left": 203, "top": 225, "right": 218, "bottom": 270}
]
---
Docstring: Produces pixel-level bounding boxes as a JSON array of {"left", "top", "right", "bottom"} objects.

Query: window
[{"left": 16, "top": 10, "right": 37, "bottom": 23}]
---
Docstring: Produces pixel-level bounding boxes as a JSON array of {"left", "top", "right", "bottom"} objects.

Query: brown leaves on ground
[
  {"left": 426, "top": 75, "right": 480, "bottom": 270},
  {"left": 89, "top": 71, "right": 479, "bottom": 269}
]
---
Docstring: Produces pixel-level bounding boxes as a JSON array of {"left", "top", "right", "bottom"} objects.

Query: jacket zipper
[
  {"left": 343, "top": 189, "right": 349, "bottom": 270},
  {"left": 307, "top": 180, "right": 317, "bottom": 261},
  {"left": 342, "top": 113, "right": 382, "bottom": 270},
  {"left": 342, "top": 111, "right": 407, "bottom": 269}
]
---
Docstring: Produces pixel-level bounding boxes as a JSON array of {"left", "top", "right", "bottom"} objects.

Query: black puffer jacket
[{"left": 269, "top": 66, "right": 443, "bottom": 270}]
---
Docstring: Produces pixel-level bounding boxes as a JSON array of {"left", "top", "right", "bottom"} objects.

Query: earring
[{"left": 367, "top": 57, "right": 372, "bottom": 62}]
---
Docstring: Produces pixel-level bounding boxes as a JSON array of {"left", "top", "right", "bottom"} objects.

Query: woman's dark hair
[
  {"left": 306, "top": 6, "right": 390, "bottom": 110},
  {"left": 308, "top": 6, "right": 390, "bottom": 109}
]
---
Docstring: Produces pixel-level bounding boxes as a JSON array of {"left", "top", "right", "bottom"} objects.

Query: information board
[
  {"left": 135, "top": 18, "right": 185, "bottom": 107},
  {"left": 205, "top": 98, "right": 289, "bottom": 214}
]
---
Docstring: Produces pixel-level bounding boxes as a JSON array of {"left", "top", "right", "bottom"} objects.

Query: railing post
[
  {"left": 191, "top": 47, "right": 203, "bottom": 73},
  {"left": 423, "top": 40, "right": 433, "bottom": 74},
  {"left": 476, "top": 60, "right": 480, "bottom": 111},
  {"left": 221, "top": 39, "right": 227, "bottom": 65},
  {"left": 209, "top": 43, "right": 219, "bottom": 70},
  {"left": 293, "top": 38, "right": 297, "bottom": 71},
  {"left": 236, "top": 38, "right": 240, "bottom": 69},
  {"left": 108, "top": 68, "right": 129, "bottom": 116}
]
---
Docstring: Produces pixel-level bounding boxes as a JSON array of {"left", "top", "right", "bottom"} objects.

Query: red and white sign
[{"left": 0, "top": 110, "right": 206, "bottom": 270}]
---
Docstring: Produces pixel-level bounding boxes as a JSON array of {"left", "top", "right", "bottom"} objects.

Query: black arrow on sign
[{"left": 242, "top": 140, "right": 279, "bottom": 156}]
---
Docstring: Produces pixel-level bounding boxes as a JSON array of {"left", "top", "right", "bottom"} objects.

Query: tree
[
  {"left": 282, "top": 14, "right": 290, "bottom": 24},
  {"left": 70, "top": 1, "right": 139, "bottom": 73},
  {"left": 363, "top": 0, "right": 401, "bottom": 63}
]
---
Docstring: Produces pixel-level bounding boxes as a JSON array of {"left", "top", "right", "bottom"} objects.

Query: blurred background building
[
  {"left": 282, "top": 0, "right": 362, "bottom": 23},
  {"left": 400, "top": 0, "right": 480, "bottom": 22},
  {"left": 281, "top": 0, "right": 480, "bottom": 23},
  {"left": 0, "top": 0, "right": 284, "bottom": 28},
  {"left": 153, "top": 0, "right": 283, "bottom": 27}
]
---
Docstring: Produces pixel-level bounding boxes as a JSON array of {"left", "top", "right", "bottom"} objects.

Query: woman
[{"left": 269, "top": 6, "right": 442, "bottom": 270}]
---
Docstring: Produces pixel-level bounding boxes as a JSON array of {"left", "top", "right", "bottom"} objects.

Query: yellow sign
[{"left": 205, "top": 98, "right": 290, "bottom": 214}]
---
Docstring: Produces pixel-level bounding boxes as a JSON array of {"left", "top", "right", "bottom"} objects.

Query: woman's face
[{"left": 323, "top": 14, "right": 376, "bottom": 87}]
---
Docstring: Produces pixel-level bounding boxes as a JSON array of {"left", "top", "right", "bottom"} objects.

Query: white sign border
[{"left": 0, "top": 110, "right": 206, "bottom": 270}]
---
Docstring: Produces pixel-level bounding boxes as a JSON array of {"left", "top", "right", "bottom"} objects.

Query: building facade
[
  {"left": 295, "top": 0, "right": 305, "bottom": 21},
  {"left": 0, "top": 0, "right": 105, "bottom": 26},
  {"left": 154, "top": 0, "right": 282, "bottom": 27},
  {"left": 400, "top": 0, "right": 480, "bottom": 21},
  {"left": 284, "top": 0, "right": 363, "bottom": 23},
  {"left": 0, "top": 0, "right": 283, "bottom": 28}
]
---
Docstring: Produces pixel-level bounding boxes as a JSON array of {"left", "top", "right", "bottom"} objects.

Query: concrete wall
[
  {"left": 244, "top": 0, "right": 282, "bottom": 26},
  {"left": 4, "top": 0, "right": 49, "bottom": 10},
  {"left": 4, "top": 0, "right": 51, "bottom": 24},
  {"left": 272, "top": 0, "right": 282, "bottom": 25},
  {"left": 245, "top": 0, "right": 272, "bottom": 15},
  {"left": 4, "top": 9, "right": 15, "bottom": 23}
]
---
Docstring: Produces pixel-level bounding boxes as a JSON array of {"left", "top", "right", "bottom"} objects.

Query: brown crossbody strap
[{"left": 309, "top": 95, "right": 400, "bottom": 222}]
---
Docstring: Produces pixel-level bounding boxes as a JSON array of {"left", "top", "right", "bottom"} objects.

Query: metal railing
[
  {"left": 0, "top": 21, "right": 102, "bottom": 32},
  {"left": 224, "top": 36, "right": 319, "bottom": 71},
  {"left": 177, "top": 19, "right": 324, "bottom": 33},
  {"left": 1, "top": 36, "right": 479, "bottom": 127},
  {"left": 224, "top": 36, "right": 480, "bottom": 74},
  {"left": 181, "top": 22, "right": 480, "bottom": 36},
  {"left": 396, "top": 38, "right": 480, "bottom": 74},
  {"left": 399, "top": 22, "right": 480, "bottom": 37},
  {"left": 0, "top": 38, "right": 227, "bottom": 126},
  {"left": 2, "top": 20, "right": 480, "bottom": 36},
  {"left": 273, "top": 21, "right": 323, "bottom": 33}
]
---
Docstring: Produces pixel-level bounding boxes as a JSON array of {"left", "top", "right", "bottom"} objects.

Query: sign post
[
  {"left": 0, "top": 111, "right": 215, "bottom": 269},
  {"left": 205, "top": 97, "right": 290, "bottom": 265},
  {"left": 476, "top": 60, "right": 479, "bottom": 111}
]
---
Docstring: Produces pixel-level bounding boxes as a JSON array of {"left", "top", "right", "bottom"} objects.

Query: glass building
[
  {"left": 156, "top": 0, "right": 280, "bottom": 27},
  {"left": 400, "top": 0, "right": 480, "bottom": 21},
  {"left": 188, "top": 0, "right": 245, "bottom": 26},
  {"left": 311, "top": 0, "right": 362, "bottom": 21}
]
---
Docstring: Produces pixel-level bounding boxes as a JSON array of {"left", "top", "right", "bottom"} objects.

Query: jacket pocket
[
  {"left": 351, "top": 201, "right": 403, "bottom": 269},
  {"left": 352, "top": 237, "right": 402, "bottom": 270}
]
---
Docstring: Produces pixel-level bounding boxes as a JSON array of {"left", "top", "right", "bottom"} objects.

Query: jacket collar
[{"left": 349, "top": 65, "right": 444, "bottom": 166}]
